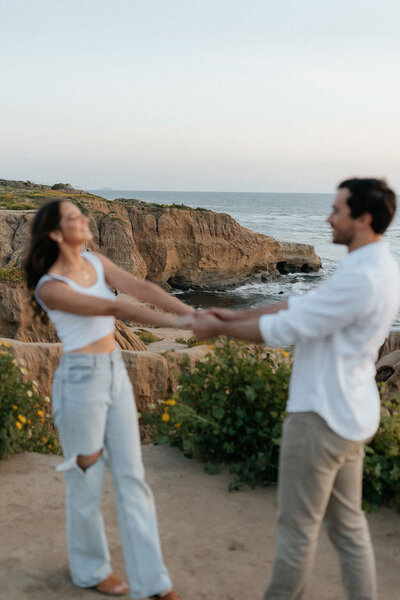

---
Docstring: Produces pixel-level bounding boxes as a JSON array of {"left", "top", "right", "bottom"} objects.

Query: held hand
[
  {"left": 206, "top": 307, "right": 238, "bottom": 321},
  {"left": 175, "top": 314, "right": 195, "bottom": 329},
  {"left": 192, "top": 313, "right": 222, "bottom": 341}
]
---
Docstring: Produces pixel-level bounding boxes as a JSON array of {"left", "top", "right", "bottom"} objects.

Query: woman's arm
[
  {"left": 96, "top": 254, "right": 194, "bottom": 316},
  {"left": 38, "top": 280, "right": 192, "bottom": 328}
]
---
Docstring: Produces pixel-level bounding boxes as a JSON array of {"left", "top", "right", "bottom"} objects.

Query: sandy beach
[{"left": 0, "top": 445, "right": 399, "bottom": 600}]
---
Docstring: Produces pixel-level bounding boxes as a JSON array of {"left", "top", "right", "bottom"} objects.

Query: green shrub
[
  {"left": 0, "top": 263, "right": 24, "bottom": 283},
  {"left": 153, "top": 338, "right": 400, "bottom": 509},
  {"left": 363, "top": 394, "right": 400, "bottom": 511},
  {"left": 135, "top": 328, "right": 162, "bottom": 345},
  {"left": 0, "top": 343, "right": 61, "bottom": 459},
  {"left": 174, "top": 336, "right": 201, "bottom": 347},
  {"left": 154, "top": 339, "right": 291, "bottom": 489}
]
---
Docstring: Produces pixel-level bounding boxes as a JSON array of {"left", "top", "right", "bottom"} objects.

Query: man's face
[{"left": 327, "top": 188, "right": 356, "bottom": 246}]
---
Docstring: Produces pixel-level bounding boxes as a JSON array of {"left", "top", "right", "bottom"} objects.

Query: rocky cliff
[{"left": 0, "top": 191, "right": 321, "bottom": 290}]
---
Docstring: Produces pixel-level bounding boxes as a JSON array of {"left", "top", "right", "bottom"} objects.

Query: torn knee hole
[{"left": 77, "top": 449, "right": 103, "bottom": 471}]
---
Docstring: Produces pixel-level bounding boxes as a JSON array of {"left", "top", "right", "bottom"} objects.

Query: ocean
[{"left": 91, "top": 190, "right": 400, "bottom": 329}]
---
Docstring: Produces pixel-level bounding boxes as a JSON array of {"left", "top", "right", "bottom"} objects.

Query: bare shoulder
[
  {"left": 38, "top": 279, "right": 70, "bottom": 302},
  {"left": 91, "top": 252, "right": 113, "bottom": 270}
]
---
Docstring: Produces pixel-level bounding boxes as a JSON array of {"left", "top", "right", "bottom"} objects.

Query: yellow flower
[
  {"left": 26, "top": 390, "right": 33, "bottom": 397},
  {"left": 41, "top": 437, "right": 47, "bottom": 443},
  {"left": 18, "top": 414, "right": 26, "bottom": 424},
  {"left": 12, "top": 405, "right": 18, "bottom": 410},
  {"left": 283, "top": 351, "right": 289, "bottom": 358},
  {"left": 20, "top": 367, "right": 28, "bottom": 375},
  {"left": 12, "top": 359, "right": 17, "bottom": 365},
  {"left": 28, "top": 420, "right": 31, "bottom": 424},
  {"left": 174, "top": 422, "right": 182, "bottom": 428},
  {"left": 161, "top": 413, "right": 170, "bottom": 422},
  {"left": 37, "top": 409, "right": 44, "bottom": 417},
  {"left": 1, "top": 341, "right": 11, "bottom": 347},
  {"left": 16, "top": 421, "right": 22, "bottom": 430},
  {"left": 165, "top": 399, "right": 176, "bottom": 406},
  {"left": 209, "top": 345, "right": 215, "bottom": 350},
  {"left": 32, "top": 380, "right": 39, "bottom": 388}
]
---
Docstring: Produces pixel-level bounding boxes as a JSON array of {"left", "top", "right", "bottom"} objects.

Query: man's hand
[
  {"left": 206, "top": 307, "right": 238, "bottom": 320},
  {"left": 193, "top": 312, "right": 223, "bottom": 341}
]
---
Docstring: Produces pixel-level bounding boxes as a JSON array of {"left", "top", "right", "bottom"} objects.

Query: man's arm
[
  {"left": 207, "top": 301, "right": 288, "bottom": 321},
  {"left": 194, "top": 272, "right": 374, "bottom": 347},
  {"left": 193, "top": 313, "right": 263, "bottom": 342}
]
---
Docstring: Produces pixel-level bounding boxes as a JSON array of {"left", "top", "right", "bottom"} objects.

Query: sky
[{"left": 1, "top": 0, "right": 400, "bottom": 193}]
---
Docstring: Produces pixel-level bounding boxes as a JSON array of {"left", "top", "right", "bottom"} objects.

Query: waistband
[{"left": 59, "top": 348, "right": 123, "bottom": 368}]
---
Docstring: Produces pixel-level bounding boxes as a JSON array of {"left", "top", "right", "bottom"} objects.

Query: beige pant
[{"left": 264, "top": 412, "right": 376, "bottom": 600}]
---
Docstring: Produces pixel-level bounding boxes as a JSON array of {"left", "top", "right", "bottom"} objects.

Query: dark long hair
[{"left": 24, "top": 199, "right": 65, "bottom": 318}]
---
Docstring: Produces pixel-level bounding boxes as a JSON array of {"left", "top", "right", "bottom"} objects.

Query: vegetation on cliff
[
  {"left": 153, "top": 338, "right": 400, "bottom": 511},
  {"left": 0, "top": 263, "right": 23, "bottom": 283},
  {"left": 0, "top": 342, "right": 60, "bottom": 459},
  {"left": 0, "top": 178, "right": 108, "bottom": 211}
]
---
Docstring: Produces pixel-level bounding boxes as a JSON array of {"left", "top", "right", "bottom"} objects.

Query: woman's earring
[{"left": 57, "top": 236, "right": 63, "bottom": 243}]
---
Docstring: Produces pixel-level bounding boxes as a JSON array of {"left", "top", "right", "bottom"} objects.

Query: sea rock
[
  {"left": 0, "top": 196, "right": 321, "bottom": 289},
  {"left": 377, "top": 331, "right": 400, "bottom": 360},
  {"left": 124, "top": 202, "right": 321, "bottom": 288},
  {"left": 376, "top": 333, "right": 400, "bottom": 395}
]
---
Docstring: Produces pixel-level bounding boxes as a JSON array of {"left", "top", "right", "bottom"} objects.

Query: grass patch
[
  {"left": 175, "top": 336, "right": 201, "bottom": 347},
  {"left": 135, "top": 329, "right": 163, "bottom": 345},
  {"left": 0, "top": 263, "right": 24, "bottom": 283}
]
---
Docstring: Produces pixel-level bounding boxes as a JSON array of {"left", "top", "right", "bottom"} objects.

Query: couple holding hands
[{"left": 26, "top": 177, "right": 398, "bottom": 600}]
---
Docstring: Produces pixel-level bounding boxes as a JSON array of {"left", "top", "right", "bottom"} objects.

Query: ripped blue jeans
[{"left": 51, "top": 349, "right": 172, "bottom": 599}]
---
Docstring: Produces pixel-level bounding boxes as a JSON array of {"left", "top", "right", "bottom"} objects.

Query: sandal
[
  {"left": 151, "top": 591, "right": 179, "bottom": 600},
  {"left": 93, "top": 573, "right": 129, "bottom": 596}
]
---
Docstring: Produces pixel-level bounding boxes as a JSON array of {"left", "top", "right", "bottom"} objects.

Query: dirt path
[{"left": 1, "top": 446, "right": 399, "bottom": 600}]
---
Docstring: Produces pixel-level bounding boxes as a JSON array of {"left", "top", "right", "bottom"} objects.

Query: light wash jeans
[{"left": 51, "top": 349, "right": 172, "bottom": 599}]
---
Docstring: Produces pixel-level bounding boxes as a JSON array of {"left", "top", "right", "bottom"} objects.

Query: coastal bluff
[
  {"left": 0, "top": 179, "right": 321, "bottom": 289},
  {"left": 0, "top": 179, "right": 322, "bottom": 414}
]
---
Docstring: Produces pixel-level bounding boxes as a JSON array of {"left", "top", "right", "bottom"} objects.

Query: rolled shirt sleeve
[{"left": 259, "top": 271, "right": 374, "bottom": 348}]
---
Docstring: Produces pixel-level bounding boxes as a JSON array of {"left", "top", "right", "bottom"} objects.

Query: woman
[{"left": 24, "top": 199, "right": 194, "bottom": 600}]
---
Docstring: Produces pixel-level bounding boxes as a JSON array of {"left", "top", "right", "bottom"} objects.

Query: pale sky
[{"left": 1, "top": 0, "right": 400, "bottom": 192}]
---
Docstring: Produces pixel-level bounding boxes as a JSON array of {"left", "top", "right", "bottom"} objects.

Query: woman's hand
[
  {"left": 192, "top": 312, "right": 222, "bottom": 341},
  {"left": 174, "top": 314, "right": 194, "bottom": 329},
  {"left": 206, "top": 307, "right": 239, "bottom": 321}
]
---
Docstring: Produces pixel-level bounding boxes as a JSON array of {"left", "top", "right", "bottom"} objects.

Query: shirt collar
[{"left": 340, "top": 239, "right": 389, "bottom": 268}]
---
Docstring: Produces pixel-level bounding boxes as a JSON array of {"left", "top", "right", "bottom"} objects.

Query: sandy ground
[
  {"left": 132, "top": 326, "right": 195, "bottom": 353},
  {"left": 1, "top": 446, "right": 400, "bottom": 600}
]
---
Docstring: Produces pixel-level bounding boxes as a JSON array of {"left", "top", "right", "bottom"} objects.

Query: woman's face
[{"left": 56, "top": 201, "right": 92, "bottom": 244}]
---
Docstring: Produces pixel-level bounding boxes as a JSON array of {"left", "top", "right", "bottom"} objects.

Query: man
[{"left": 192, "top": 179, "right": 400, "bottom": 600}]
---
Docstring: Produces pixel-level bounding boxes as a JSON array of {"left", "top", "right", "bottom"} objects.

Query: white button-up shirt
[{"left": 259, "top": 241, "right": 400, "bottom": 440}]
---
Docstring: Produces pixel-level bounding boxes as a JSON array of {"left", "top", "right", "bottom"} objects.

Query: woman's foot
[
  {"left": 151, "top": 590, "right": 179, "bottom": 600},
  {"left": 94, "top": 573, "right": 129, "bottom": 596}
]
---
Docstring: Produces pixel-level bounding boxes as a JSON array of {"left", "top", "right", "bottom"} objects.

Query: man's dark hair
[{"left": 338, "top": 178, "right": 396, "bottom": 234}]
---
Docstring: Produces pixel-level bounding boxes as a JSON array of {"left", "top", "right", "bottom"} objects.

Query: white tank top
[{"left": 34, "top": 252, "right": 115, "bottom": 352}]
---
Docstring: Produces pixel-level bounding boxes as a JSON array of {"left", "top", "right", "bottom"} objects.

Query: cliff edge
[{"left": 0, "top": 179, "right": 321, "bottom": 290}]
